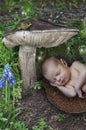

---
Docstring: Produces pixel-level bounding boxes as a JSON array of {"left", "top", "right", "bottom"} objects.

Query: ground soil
[{"left": 18, "top": 87, "right": 86, "bottom": 130}]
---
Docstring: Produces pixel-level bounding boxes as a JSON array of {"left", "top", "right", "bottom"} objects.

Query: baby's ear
[{"left": 60, "top": 58, "right": 68, "bottom": 67}]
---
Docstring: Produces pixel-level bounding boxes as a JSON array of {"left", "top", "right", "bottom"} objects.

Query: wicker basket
[{"left": 42, "top": 79, "right": 86, "bottom": 113}]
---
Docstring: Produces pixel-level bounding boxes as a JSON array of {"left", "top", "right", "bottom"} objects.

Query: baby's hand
[
  {"left": 77, "top": 90, "right": 84, "bottom": 99},
  {"left": 50, "top": 82, "right": 57, "bottom": 87}
]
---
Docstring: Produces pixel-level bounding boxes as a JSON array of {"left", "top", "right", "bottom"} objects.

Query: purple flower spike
[
  {"left": 7, "top": 71, "right": 16, "bottom": 86},
  {"left": 9, "top": 79, "right": 16, "bottom": 87},
  {"left": 0, "top": 78, "right": 6, "bottom": 89},
  {"left": 7, "top": 71, "right": 15, "bottom": 81},
  {"left": 5, "top": 64, "right": 11, "bottom": 71},
  {"left": 2, "top": 64, "right": 11, "bottom": 80},
  {"left": 0, "top": 64, "right": 16, "bottom": 88}
]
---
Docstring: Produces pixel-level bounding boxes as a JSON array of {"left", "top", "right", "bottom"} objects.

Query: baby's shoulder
[
  {"left": 71, "top": 61, "right": 81, "bottom": 67},
  {"left": 71, "top": 60, "right": 86, "bottom": 71}
]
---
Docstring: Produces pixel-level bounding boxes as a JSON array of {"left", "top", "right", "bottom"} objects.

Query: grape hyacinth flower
[
  {"left": 0, "top": 64, "right": 16, "bottom": 105},
  {"left": 0, "top": 64, "right": 16, "bottom": 88},
  {"left": 0, "top": 78, "right": 6, "bottom": 89}
]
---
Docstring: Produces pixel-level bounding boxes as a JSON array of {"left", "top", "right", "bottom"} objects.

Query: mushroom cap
[{"left": 2, "top": 19, "right": 79, "bottom": 48}]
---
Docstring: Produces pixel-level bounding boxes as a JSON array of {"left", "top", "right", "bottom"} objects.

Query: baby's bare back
[{"left": 66, "top": 61, "right": 86, "bottom": 98}]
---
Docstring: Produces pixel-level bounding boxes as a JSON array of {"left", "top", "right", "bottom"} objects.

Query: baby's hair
[{"left": 42, "top": 56, "right": 60, "bottom": 77}]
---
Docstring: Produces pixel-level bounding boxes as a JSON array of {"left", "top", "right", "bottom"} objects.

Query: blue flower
[
  {"left": 0, "top": 78, "right": 6, "bottom": 89},
  {"left": 7, "top": 71, "right": 14, "bottom": 80},
  {"left": 7, "top": 71, "right": 16, "bottom": 86},
  {"left": 9, "top": 79, "right": 16, "bottom": 87},
  {"left": 2, "top": 70, "right": 8, "bottom": 79},
  {"left": 5, "top": 64, "right": 11, "bottom": 71},
  {"left": 2, "top": 64, "right": 11, "bottom": 80},
  {"left": 0, "top": 64, "right": 16, "bottom": 88}
]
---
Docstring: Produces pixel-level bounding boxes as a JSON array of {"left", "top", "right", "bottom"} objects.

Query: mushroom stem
[{"left": 19, "top": 45, "right": 37, "bottom": 90}]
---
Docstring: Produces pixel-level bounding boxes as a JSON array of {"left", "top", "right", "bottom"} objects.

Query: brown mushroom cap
[
  {"left": 2, "top": 19, "right": 78, "bottom": 48},
  {"left": 3, "top": 29, "right": 78, "bottom": 48}
]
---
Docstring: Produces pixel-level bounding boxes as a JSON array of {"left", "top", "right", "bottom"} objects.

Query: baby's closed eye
[{"left": 55, "top": 70, "right": 60, "bottom": 76}]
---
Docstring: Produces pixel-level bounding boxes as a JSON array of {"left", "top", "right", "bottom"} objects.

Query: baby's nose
[{"left": 56, "top": 77, "right": 61, "bottom": 82}]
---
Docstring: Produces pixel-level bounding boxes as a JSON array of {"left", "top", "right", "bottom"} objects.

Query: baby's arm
[
  {"left": 75, "top": 72, "right": 86, "bottom": 98},
  {"left": 72, "top": 61, "right": 86, "bottom": 98},
  {"left": 76, "top": 89, "right": 84, "bottom": 98},
  {"left": 50, "top": 82, "right": 76, "bottom": 98}
]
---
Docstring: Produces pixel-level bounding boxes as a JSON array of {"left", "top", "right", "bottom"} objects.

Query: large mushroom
[{"left": 2, "top": 19, "right": 78, "bottom": 91}]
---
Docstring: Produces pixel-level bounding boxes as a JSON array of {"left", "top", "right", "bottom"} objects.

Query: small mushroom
[{"left": 2, "top": 19, "right": 78, "bottom": 91}]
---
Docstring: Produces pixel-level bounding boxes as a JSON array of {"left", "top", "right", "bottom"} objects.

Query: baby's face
[{"left": 45, "top": 62, "right": 71, "bottom": 86}]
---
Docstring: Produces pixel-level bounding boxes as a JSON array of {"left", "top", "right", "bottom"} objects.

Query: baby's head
[{"left": 42, "top": 57, "right": 71, "bottom": 86}]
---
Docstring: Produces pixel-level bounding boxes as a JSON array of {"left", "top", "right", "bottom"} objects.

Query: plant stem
[
  {"left": 8, "top": 83, "right": 10, "bottom": 103},
  {"left": 5, "top": 80, "right": 8, "bottom": 104},
  {"left": 13, "top": 86, "right": 15, "bottom": 108}
]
